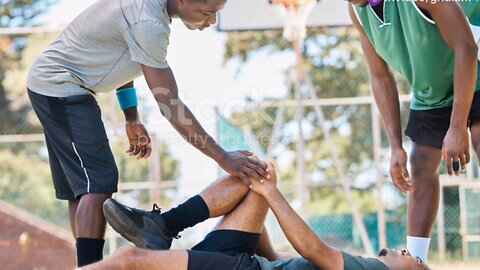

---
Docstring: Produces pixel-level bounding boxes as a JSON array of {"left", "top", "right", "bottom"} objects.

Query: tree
[
  {"left": 225, "top": 28, "right": 411, "bottom": 213},
  {"left": 0, "top": 0, "right": 56, "bottom": 135},
  {"left": 0, "top": 0, "right": 180, "bottom": 227}
]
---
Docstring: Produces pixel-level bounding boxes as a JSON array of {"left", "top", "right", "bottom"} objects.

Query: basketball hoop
[{"left": 270, "top": 0, "right": 318, "bottom": 41}]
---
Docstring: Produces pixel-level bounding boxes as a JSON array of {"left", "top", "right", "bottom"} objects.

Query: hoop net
[{"left": 270, "top": 0, "right": 317, "bottom": 41}]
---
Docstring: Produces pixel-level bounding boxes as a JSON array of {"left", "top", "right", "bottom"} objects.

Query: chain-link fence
[{"left": 2, "top": 28, "right": 480, "bottom": 269}]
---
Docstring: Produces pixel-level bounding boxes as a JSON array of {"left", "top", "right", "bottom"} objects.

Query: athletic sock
[
  {"left": 161, "top": 195, "right": 210, "bottom": 233},
  {"left": 76, "top": 238, "right": 105, "bottom": 267},
  {"left": 406, "top": 236, "right": 431, "bottom": 262}
]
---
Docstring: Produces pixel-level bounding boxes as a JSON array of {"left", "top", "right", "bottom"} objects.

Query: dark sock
[
  {"left": 76, "top": 238, "right": 105, "bottom": 267},
  {"left": 161, "top": 195, "right": 210, "bottom": 233}
]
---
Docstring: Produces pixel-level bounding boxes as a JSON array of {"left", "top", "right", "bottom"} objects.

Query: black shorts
[
  {"left": 187, "top": 230, "right": 262, "bottom": 270},
  {"left": 28, "top": 89, "right": 118, "bottom": 200},
  {"left": 405, "top": 91, "right": 480, "bottom": 149}
]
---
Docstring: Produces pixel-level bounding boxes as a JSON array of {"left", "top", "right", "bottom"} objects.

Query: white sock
[{"left": 406, "top": 236, "right": 431, "bottom": 262}]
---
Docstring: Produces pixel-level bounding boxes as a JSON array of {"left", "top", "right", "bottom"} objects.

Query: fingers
[
  {"left": 266, "top": 161, "right": 275, "bottom": 176},
  {"left": 127, "top": 143, "right": 135, "bottom": 155},
  {"left": 247, "top": 157, "right": 268, "bottom": 176},
  {"left": 239, "top": 150, "right": 254, "bottom": 156},
  {"left": 459, "top": 151, "right": 469, "bottom": 172},
  {"left": 453, "top": 159, "right": 461, "bottom": 174},
  {"left": 127, "top": 135, "right": 152, "bottom": 159},
  {"left": 246, "top": 162, "right": 268, "bottom": 180},
  {"left": 442, "top": 144, "right": 470, "bottom": 176},
  {"left": 391, "top": 176, "right": 411, "bottom": 193},
  {"left": 143, "top": 143, "right": 152, "bottom": 159},
  {"left": 265, "top": 161, "right": 276, "bottom": 182},
  {"left": 465, "top": 151, "right": 471, "bottom": 164},
  {"left": 243, "top": 166, "right": 263, "bottom": 181},
  {"left": 390, "top": 166, "right": 414, "bottom": 193},
  {"left": 135, "top": 138, "right": 152, "bottom": 160},
  {"left": 238, "top": 173, "right": 251, "bottom": 186},
  {"left": 445, "top": 156, "right": 462, "bottom": 176}
]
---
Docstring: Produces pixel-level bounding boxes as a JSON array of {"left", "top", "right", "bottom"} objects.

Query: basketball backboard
[{"left": 217, "top": 0, "right": 352, "bottom": 32}]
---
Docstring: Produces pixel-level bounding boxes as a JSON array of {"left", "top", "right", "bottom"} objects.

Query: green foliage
[
  {"left": 0, "top": 0, "right": 57, "bottom": 135},
  {"left": 0, "top": 0, "right": 179, "bottom": 227},
  {"left": 307, "top": 186, "right": 378, "bottom": 215},
  {"left": 0, "top": 148, "right": 69, "bottom": 228},
  {"left": 112, "top": 140, "right": 179, "bottom": 183}
]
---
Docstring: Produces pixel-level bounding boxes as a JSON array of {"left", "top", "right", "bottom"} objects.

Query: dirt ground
[{"left": 428, "top": 262, "right": 480, "bottom": 270}]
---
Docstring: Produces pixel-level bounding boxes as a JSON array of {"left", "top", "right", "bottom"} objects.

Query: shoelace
[
  {"left": 151, "top": 203, "right": 181, "bottom": 239},
  {"left": 152, "top": 203, "right": 161, "bottom": 213}
]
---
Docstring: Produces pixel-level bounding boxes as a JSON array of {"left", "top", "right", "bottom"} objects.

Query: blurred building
[{"left": 0, "top": 200, "right": 75, "bottom": 270}]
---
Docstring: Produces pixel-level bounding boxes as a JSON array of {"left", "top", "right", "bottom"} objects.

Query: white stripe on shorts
[{"left": 72, "top": 142, "right": 91, "bottom": 193}]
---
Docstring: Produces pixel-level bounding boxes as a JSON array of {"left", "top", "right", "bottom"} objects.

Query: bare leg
[
  {"left": 79, "top": 246, "right": 188, "bottom": 270},
  {"left": 408, "top": 143, "right": 442, "bottom": 237},
  {"left": 76, "top": 193, "right": 112, "bottom": 238},
  {"left": 69, "top": 199, "right": 80, "bottom": 238},
  {"left": 199, "top": 174, "right": 250, "bottom": 218},
  {"left": 470, "top": 121, "right": 480, "bottom": 164},
  {"left": 213, "top": 189, "right": 269, "bottom": 233},
  {"left": 82, "top": 179, "right": 265, "bottom": 270},
  {"left": 255, "top": 226, "right": 278, "bottom": 260}
]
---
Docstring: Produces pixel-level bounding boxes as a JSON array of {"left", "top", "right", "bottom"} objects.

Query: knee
[
  {"left": 409, "top": 152, "right": 439, "bottom": 181},
  {"left": 80, "top": 193, "right": 112, "bottom": 206},
  {"left": 409, "top": 150, "right": 427, "bottom": 169}
]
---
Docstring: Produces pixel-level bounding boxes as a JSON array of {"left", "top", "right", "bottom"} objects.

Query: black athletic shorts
[
  {"left": 405, "top": 91, "right": 480, "bottom": 149},
  {"left": 28, "top": 89, "right": 118, "bottom": 200},
  {"left": 187, "top": 230, "right": 262, "bottom": 270}
]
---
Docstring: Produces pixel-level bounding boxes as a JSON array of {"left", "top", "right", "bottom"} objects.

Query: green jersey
[{"left": 354, "top": 0, "right": 480, "bottom": 110}]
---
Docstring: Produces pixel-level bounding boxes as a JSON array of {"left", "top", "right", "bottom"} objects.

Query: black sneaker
[{"left": 103, "top": 198, "right": 179, "bottom": 250}]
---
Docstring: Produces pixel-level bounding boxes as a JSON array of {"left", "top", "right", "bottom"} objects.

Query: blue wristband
[{"left": 116, "top": 87, "right": 138, "bottom": 110}]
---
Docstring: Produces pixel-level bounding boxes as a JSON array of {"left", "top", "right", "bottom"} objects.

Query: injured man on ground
[{"left": 79, "top": 159, "right": 431, "bottom": 270}]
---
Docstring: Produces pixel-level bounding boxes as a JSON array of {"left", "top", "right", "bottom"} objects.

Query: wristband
[{"left": 116, "top": 87, "right": 138, "bottom": 110}]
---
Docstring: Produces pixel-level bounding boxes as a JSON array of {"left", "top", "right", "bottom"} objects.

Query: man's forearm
[
  {"left": 265, "top": 189, "right": 342, "bottom": 269},
  {"left": 371, "top": 74, "right": 403, "bottom": 149},
  {"left": 451, "top": 45, "right": 478, "bottom": 127},
  {"left": 123, "top": 107, "right": 140, "bottom": 122},
  {"left": 162, "top": 99, "right": 226, "bottom": 162}
]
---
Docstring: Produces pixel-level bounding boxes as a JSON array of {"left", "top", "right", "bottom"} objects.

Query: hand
[
  {"left": 442, "top": 126, "right": 470, "bottom": 176},
  {"left": 249, "top": 161, "right": 277, "bottom": 197},
  {"left": 218, "top": 150, "right": 268, "bottom": 186},
  {"left": 390, "top": 147, "right": 414, "bottom": 193},
  {"left": 125, "top": 121, "right": 152, "bottom": 159}
]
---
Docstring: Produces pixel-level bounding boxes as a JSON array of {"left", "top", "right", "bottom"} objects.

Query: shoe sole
[{"left": 103, "top": 199, "right": 150, "bottom": 249}]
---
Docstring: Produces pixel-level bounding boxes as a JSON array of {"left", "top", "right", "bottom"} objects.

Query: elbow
[
  {"left": 370, "top": 69, "right": 394, "bottom": 85},
  {"left": 299, "top": 244, "right": 319, "bottom": 261},
  {"left": 466, "top": 43, "right": 478, "bottom": 59},
  {"left": 455, "top": 41, "right": 478, "bottom": 60}
]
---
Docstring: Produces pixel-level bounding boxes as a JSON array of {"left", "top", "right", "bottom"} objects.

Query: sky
[{"left": 44, "top": 0, "right": 296, "bottom": 196}]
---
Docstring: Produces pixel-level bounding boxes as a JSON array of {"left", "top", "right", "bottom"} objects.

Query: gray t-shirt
[
  {"left": 254, "top": 255, "right": 319, "bottom": 270},
  {"left": 253, "top": 252, "right": 389, "bottom": 270},
  {"left": 27, "top": 0, "right": 171, "bottom": 97}
]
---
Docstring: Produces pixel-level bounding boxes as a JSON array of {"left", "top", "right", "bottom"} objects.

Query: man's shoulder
[{"left": 136, "top": 0, "right": 171, "bottom": 27}]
